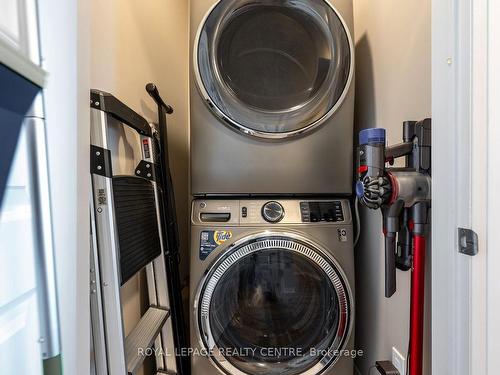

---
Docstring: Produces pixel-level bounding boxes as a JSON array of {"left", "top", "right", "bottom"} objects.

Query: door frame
[{"left": 432, "top": 0, "right": 499, "bottom": 373}]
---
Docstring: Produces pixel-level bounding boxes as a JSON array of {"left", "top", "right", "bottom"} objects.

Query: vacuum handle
[
  {"left": 145, "top": 83, "right": 173, "bottom": 114},
  {"left": 385, "top": 233, "right": 397, "bottom": 298}
]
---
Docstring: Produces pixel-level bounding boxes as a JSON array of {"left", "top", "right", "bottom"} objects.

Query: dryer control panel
[{"left": 192, "top": 199, "right": 350, "bottom": 226}]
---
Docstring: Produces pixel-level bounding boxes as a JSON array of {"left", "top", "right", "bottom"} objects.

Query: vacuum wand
[{"left": 356, "top": 119, "right": 431, "bottom": 375}]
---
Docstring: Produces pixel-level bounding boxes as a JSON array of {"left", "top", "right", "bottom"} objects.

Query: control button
[
  {"left": 261, "top": 201, "right": 285, "bottom": 223},
  {"left": 199, "top": 202, "right": 207, "bottom": 209},
  {"left": 300, "top": 202, "right": 310, "bottom": 222},
  {"left": 242, "top": 206, "right": 248, "bottom": 218}
]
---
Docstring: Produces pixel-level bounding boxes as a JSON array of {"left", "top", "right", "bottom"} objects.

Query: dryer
[
  {"left": 190, "top": 198, "right": 355, "bottom": 375},
  {"left": 190, "top": 0, "right": 355, "bottom": 195}
]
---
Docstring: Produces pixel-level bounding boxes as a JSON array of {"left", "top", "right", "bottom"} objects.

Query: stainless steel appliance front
[
  {"left": 190, "top": 199, "right": 355, "bottom": 375},
  {"left": 190, "top": 0, "right": 355, "bottom": 195}
]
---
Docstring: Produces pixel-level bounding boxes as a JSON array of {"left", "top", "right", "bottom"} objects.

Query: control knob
[{"left": 262, "top": 201, "right": 284, "bottom": 223}]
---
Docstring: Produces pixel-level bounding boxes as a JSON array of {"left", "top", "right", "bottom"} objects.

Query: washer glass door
[
  {"left": 197, "top": 235, "right": 352, "bottom": 375},
  {"left": 195, "top": 0, "right": 353, "bottom": 138}
]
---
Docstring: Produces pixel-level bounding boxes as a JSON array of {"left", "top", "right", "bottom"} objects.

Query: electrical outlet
[{"left": 392, "top": 347, "right": 406, "bottom": 375}]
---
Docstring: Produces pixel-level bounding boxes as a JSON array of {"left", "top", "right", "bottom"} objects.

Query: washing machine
[
  {"left": 190, "top": 198, "right": 355, "bottom": 375},
  {"left": 190, "top": 0, "right": 355, "bottom": 195}
]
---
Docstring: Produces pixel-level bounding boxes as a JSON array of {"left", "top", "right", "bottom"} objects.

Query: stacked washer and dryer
[{"left": 189, "top": 1, "right": 355, "bottom": 374}]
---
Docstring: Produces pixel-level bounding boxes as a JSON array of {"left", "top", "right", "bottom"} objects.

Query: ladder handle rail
[
  {"left": 146, "top": 83, "right": 180, "bottom": 256},
  {"left": 146, "top": 83, "right": 173, "bottom": 114},
  {"left": 146, "top": 82, "right": 190, "bottom": 375}
]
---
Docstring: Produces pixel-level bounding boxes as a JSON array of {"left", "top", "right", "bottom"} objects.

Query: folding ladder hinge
[
  {"left": 458, "top": 227, "right": 479, "bottom": 256},
  {"left": 90, "top": 91, "right": 102, "bottom": 111},
  {"left": 90, "top": 145, "right": 112, "bottom": 177},
  {"left": 135, "top": 160, "right": 157, "bottom": 181}
]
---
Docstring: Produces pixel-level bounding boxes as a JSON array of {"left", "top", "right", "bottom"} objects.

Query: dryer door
[
  {"left": 196, "top": 233, "right": 353, "bottom": 375},
  {"left": 194, "top": 0, "right": 353, "bottom": 139}
]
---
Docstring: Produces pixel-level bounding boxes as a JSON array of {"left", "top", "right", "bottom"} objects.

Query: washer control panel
[
  {"left": 192, "top": 199, "right": 350, "bottom": 225},
  {"left": 300, "top": 201, "right": 344, "bottom": 223}
]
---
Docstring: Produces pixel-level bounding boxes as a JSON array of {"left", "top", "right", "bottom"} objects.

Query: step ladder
[{"left": 89, "top": 89, "right": 177, "bottom": 375}]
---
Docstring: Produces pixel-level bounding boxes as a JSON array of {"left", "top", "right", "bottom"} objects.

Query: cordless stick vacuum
[{"left": 356, "top": 119, "right": 431, "bottom": 375}]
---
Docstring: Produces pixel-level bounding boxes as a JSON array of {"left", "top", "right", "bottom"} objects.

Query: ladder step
[
  {"left": 156, "top": 371, "right": 176, "bottom": 375},
  {"left": 125, "top": 306, "right": 170, "bottom": 375}
]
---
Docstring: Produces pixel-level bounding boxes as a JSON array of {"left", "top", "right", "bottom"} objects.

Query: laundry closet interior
[{"left": 86, "top": 1, "right": 431, "bottom": 375}]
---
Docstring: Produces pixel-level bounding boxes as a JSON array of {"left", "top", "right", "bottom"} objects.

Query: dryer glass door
[
  {"left": 197, "top": 235, "right": 352, "bottom": 375},
  {"left": 195, "top": 0, "right": 353, "bottom": 138}
]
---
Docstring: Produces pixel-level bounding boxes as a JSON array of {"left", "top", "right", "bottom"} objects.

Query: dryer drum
[
  {"left": 194, "top": 0, "right": 353, "bottom": 138},
  {"left": 196, "top": 234, "right": 352, "bottom": 375}
]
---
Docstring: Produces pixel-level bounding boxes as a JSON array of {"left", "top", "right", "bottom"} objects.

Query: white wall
[
  {"left": 353, "top": 0, "right": 431, "bottom": 373},
  {"left": 89, "top": 1, "right": 189, "bottom": 373},
  {"left": 38, "top": 0, "right": 90, "bottom": 374}
]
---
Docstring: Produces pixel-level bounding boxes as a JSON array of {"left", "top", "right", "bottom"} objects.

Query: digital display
[{"left": 300, "top": 201, "right": 344, "bottom": 222}]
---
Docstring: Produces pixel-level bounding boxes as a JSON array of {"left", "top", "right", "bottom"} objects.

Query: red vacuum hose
[{"left": 409, "top": 234, "right": 426, "bottom": 375}]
